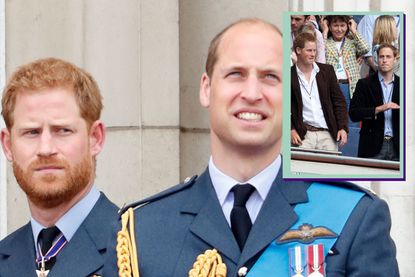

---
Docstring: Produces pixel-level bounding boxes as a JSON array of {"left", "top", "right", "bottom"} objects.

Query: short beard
[{"left": 13, "top": 155, "right": 93, "bottom": 209}]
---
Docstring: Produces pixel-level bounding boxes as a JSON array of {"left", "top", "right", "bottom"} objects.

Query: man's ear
[
  {"left": 199, "top": 73, "right": 211, "bottom": 108},
  {"left": 1, "top": 128, "right": 13, "bottom": 161},
  {"left": 89, "top": 120, "right": 105, "bottom": 157},
  {"left": 295, "top": 47, "right": 301, "bottom": 55}
]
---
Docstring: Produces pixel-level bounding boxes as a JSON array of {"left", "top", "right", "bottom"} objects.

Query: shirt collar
[
  {"left": 296, "top": 62, "right": 320, "bottom": 76},
  {"left": 31, "top": 185, "right": 100, "bottom": 245},
  {"left": 209, "top": 155, "right": 281, "bottom": 206},
  {"left": 378, "top": 72, "right": 395, "bottom": 85},
  {"left": 312, "top": 62, "right": 320, "bottom": 72}
]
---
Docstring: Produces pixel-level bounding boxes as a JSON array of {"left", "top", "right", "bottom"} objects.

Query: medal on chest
[
  {"left": 36, "top": 257, "right": 50, "bottom": 277},
  {"left": 35, "top": 233, "right": 67, "bottom": 277},
  {"left": 36, "top": 269, "right": 50, "bottom": 277},
  {"left": 289, "top": 246, "right": 306, "bottom": 277},
  {"left": 307, "top": 244, "right": 325, "bottom": 277},
  {"left": 289, "top": 244, "right": 326, "bottom": 277}
]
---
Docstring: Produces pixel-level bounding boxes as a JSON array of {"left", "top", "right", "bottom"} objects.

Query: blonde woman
[{"left": 372, "top": 15, "right": 400, "bottom": 74}]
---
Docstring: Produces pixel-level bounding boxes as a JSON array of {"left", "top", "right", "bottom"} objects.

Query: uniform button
[
  {"left": 184, "top": 177, "right": 191, "bottom": 183},
  {"left": 238, "top": 266, "right": 248, "bottom": 276}
]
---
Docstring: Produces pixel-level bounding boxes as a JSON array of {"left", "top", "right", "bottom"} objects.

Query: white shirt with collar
[
  {"left": 209, "top": 155, "right": 281, "bottom": 226},
  {"left": 296, "top": 62, "right": 328, "bottom": 129}
]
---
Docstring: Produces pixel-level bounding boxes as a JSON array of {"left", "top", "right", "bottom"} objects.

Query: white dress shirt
[
  {"left": 296, "top": 63, "right": 328, "bottom": 129},
  {"left": 209, "top": 155, "right": 281, "bottom": 226}
]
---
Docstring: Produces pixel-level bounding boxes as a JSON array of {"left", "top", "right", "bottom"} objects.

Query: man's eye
[
  {"left": 57, "top": 128, "right": 72, "bottom": 134},
  {"left": 265, "top": 73, "right": 280, "bottom": 82},
  {"left": 24, "top": 130, "right": 39, "bottom": 136},
  {"left": 227, "top": 71, "right": 242, "bottom": 78}
]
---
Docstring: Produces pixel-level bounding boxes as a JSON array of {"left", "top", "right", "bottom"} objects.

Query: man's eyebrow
[
  {"left": 218, "top": 65, "right": 246, "bottom": 74},
  {"left": 260, "top": 66, "right": 281, "bottom": 73}
]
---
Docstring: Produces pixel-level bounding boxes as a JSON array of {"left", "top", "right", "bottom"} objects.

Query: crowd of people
[{"left": 290, "top": 14, "right": 401, "bottom": 161}]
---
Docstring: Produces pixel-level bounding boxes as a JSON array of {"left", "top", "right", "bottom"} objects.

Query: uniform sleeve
[
  {"left": 346, "top": 197, "right": 399, "bottom": 276},
  {"left": 103, "top": 220, "right": 122, "bottom": 277}
]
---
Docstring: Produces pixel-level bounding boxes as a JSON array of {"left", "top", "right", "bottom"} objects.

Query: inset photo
[{"left": 283, "top": 12, "right": 405, "bottom": 180}]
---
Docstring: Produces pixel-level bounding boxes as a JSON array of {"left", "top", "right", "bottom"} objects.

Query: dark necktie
[
  {"left": 231, "top": 184, "right": 255, "bottom": 250},
  {"left": 38, "top": 226, "right": 61, "bottom": 270}
]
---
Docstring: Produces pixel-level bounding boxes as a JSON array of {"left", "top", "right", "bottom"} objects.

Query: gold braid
[
  {"left": 116, "top": 208, "right": 140, "bottom": 277},
  {"left": 188, "top": 249, "right": 227, "bottom": 277}
]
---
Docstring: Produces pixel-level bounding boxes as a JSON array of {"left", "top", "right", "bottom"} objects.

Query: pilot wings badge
[{"left": 277, "top": 223, "right": 337, "bottom": 244}]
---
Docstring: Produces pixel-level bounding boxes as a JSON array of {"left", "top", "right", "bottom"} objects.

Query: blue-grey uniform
[
  {"left": 104, "top": 169, "right": 399, "bottom": 276},
  {"left": 0, "top": 188, "right": 118, "bottom": 277}
]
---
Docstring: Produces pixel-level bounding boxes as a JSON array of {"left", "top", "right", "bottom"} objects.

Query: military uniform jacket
[
  {"left": 291, "top": 63, "right": 349, "bottom": 141},
  {"left": 104, "top": 169, "right": 398, "bottom": 277},
  {"left": 349, "top": 73, "right": 400, "bottom": 158},
  {"left": 0, "top": 193, "right": 118, "bottom": 277}
]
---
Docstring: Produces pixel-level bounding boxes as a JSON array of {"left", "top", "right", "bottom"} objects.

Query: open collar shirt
[{"left": 296, "top": 62, "right": 328, "bottom": 129}]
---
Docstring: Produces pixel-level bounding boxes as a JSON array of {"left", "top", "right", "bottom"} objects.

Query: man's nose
[
  {"left": 37, "top": 131, "right": 57, "bottom": 157},
  {"left": 240, "top": 76, "right": 263, "bottom": 102}
]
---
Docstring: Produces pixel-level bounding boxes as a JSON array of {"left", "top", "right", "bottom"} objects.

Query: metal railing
[{"left": 291, "top": 147, "right": 400, "bottom": 170}]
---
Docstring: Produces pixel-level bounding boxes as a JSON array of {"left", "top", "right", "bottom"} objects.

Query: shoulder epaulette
[
  {"left": 317, "top": 180, "right": 377, "bottom": 198},
  {"left": 118, "top": 175, "right": 198, "bottom": 217}
]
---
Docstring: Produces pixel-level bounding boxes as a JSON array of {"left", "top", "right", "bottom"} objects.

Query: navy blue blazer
[
  {"left": 0, "top": 193, "right": 118, "bottom": 277},
  {"left": 104, "top": 169, "right": 398, "bottom": 276},
  {"left": 349, "top": 73, "right": 400, "bottom": 158}
]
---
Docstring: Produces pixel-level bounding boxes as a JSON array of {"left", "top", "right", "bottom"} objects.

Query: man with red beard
[{"left": 0, "top": 58, "right": 118, "bottom": 277}]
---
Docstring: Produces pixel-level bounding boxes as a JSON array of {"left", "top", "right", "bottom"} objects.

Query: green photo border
[{"left": 282, "top": 11, "right": 405, "bottom": 180}]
